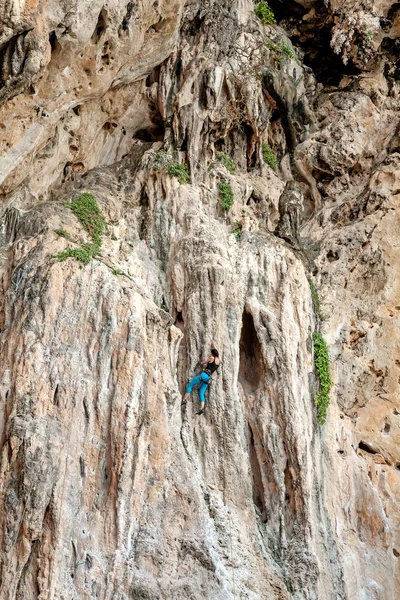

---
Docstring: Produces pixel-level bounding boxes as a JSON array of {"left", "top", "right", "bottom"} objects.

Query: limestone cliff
[{"left": 0, "top": 1, "right": 399, "bottom": 599}]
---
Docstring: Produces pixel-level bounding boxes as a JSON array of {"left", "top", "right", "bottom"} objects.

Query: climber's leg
[
  {"left": 182, "top": 374, "right": 202, "bottom": 402},
  {"left": 196, "top": 373, "right": 210, "bottom": 415}
]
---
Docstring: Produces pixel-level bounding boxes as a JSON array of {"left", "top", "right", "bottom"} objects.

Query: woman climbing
[{"left": 182, "top": 342, "right": 221, "bottom": 415}]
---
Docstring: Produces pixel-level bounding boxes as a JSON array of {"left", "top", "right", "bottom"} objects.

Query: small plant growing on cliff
[
  {"left": 232, "top": 221, "right": 243, "bottom": 240},
  {"left": 255, "top": 1, "right": 276, "bottom": 25},
  {"left": 219, "top": 180, "right": 234, "bottom": 212},
  {"left": 55, "top": 193, "right": 105, "bottom": 265},
  {"left": 312, "top": 332, "right": 332, "bottom": 425},
  {"left": 262, "top": 143, "right": 277, "bottom": 169},
  {"left": 278, "top": 40, "right": 295, "bottom": 60},
  {"left": 55, "top": 227, "right": 73, "bottom": 241},
  {"left": 56, "top": 243, "right": 99, "bottom": 266},
  {"left": 266, "top": 39, "right": 298, "bottom": 66},
  {"left": 69, "top": 193, "right": 105, "bottom": 247},
  {"left": 216, "top": 152, "right": 236, "bottom": 174},
  {"left": 153, "top": 149, "right": 190, "bottom": 184},
  {"left": 168, "top": 162, "right": 190, "bottom": 184}
]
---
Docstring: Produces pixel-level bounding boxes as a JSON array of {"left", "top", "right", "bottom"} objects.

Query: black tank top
[{"left": 204, "top": 359, "right": 219, "bottom": 375}]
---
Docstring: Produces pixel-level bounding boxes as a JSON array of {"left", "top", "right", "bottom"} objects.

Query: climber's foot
[{"left": 196, "top": 409, "right": 204, "bottom": 416}]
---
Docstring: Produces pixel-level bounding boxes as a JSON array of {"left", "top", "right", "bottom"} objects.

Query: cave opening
[
  {"left": 266, "top": 0, "right": 361, "bottom": 86},
  {"left": 134, "top": 120, "right": 165, "bottom": 142},
  {"left": 239, "top": 310, "right": 264, "bottom": 392},
  {"left": 267, "top": 0, "right": 304, "bottom": 24},
  {"left": 134, "top": 72, "right": 166, "bottom": 142},
  {"left": 92, "top": 8, "right": 108, "bottom": 43},
  {"left": 135, "top": 121, "right": 165, "bottom": 142},
  {"left": 49, "top": 31, "right": 58, "bottom": 52}
]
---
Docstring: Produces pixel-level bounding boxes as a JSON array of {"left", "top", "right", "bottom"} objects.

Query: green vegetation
[
  {"left": 69, "top": 192, "right": 105, "bottom": 248},
  {"left": 55, "top": 192, "right": 105, "bottom": 265},
  {"left": 216, "top": 152, "right": 236, "bottom": 174},
  {"left": 168, "top": 162, "right": 190, "bottom": 183},
  {"left": 278, "top": 40, "right": 295, "bottom": 59},
  {"left": 312, "top": 332, "right": 332, "bottom": 425},
  {"left": 55, "top": 227, "right": 73, "bottom": 241},
  {"left": 219, "top": 180, "right": 234, "bottom": 212},
  {"left": 56, "top": 243, "right": 99, "bottom": 266},
  {"left": 308, "top": 278, "right": 323, "bottom": 321},
  {"left": 232, "top": 221, "right": 243, "bottom": 241},
  {"left": 262, "top": 143, "right": 277, "bottom": 169},
  {"left": 54, "top": 194, "right": 133, "bottom": 279},
  {"left": 153, "top": 149, "right": 190, "bottom": 183},
  {"left": 266, "top": 39, "right": 297, "bottom": 65},
  {"left": 255, "top": 1, "right": 276, "bottom": 25}
]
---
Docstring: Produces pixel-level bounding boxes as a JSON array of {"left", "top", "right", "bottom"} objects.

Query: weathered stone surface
[{"left": 0, "top": 1, "right": 399, "bottom": 599}]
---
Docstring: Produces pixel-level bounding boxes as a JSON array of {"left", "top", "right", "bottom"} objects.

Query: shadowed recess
[{"left": 239, "top": 310, "right": 264, "bottom": 392}]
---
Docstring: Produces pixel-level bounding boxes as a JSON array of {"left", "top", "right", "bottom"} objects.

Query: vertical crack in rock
[{"left": 248, "top": 423, "right": 268, "bottom": 523}]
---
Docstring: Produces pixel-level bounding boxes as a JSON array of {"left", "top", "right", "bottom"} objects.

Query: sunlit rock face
[{"left": 0, "top": 1, "right": 399, "bottom": 599}]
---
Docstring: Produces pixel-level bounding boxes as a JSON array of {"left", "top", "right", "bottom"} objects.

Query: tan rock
[{"left": 0, "top": 1, "right": 399, "bottom": 599}]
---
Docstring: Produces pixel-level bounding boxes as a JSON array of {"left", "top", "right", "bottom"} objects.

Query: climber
[{"left": 182, "top": 342, "right": 221, "bottom": 415}]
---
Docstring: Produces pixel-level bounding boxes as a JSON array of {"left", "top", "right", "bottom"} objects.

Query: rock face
[{"left": 0, "top": 1, "right": 399, "bottom": 599}]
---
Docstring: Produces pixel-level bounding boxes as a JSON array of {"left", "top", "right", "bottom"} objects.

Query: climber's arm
[{"left": 200, "top": 355, "right": 213, "bottom": 366}]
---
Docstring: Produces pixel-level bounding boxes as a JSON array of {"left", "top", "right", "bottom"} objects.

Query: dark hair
[{"left": 211, "top": 348, "right": 219, "bottom": 357}]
